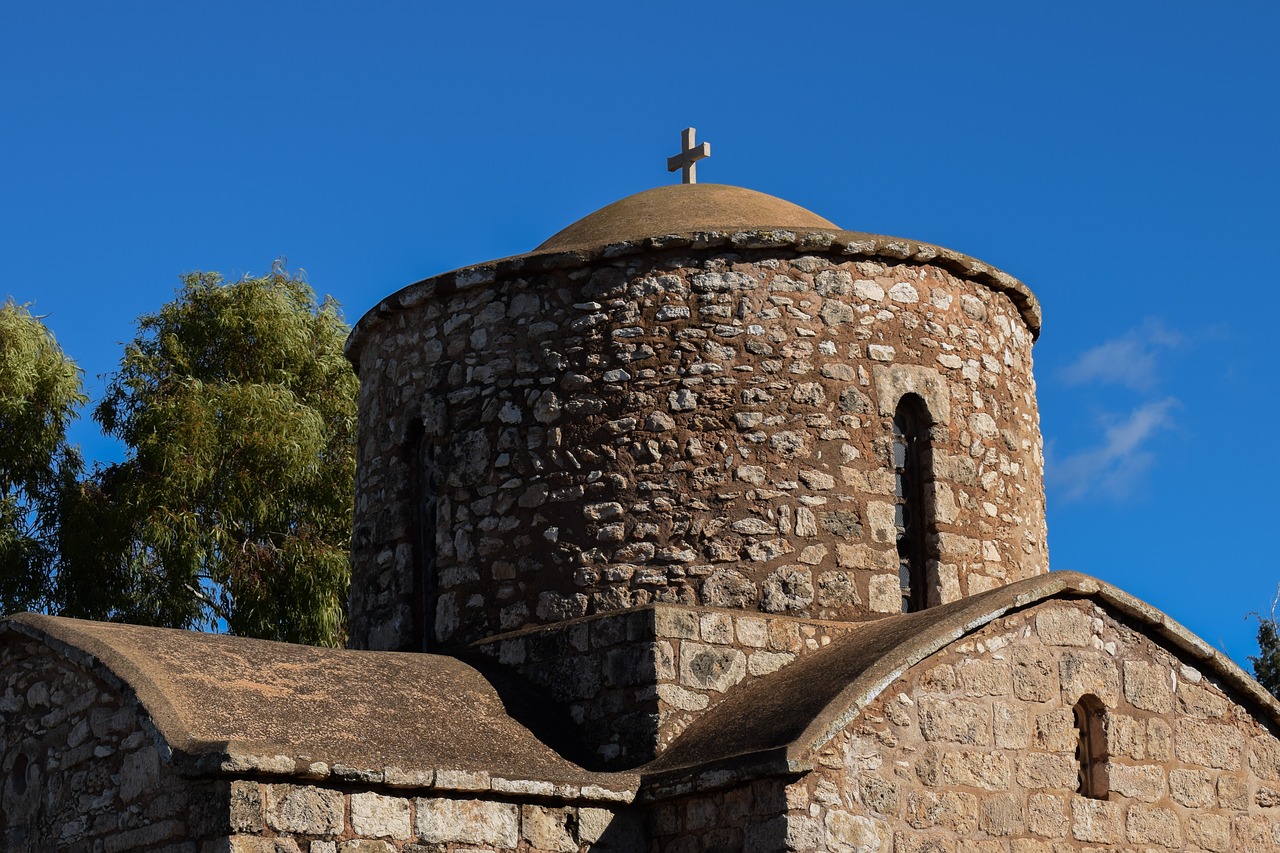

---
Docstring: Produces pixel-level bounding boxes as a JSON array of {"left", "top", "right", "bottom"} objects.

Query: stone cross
[{"left": 667, "top": 127, "right": 711, "bottom": 184}]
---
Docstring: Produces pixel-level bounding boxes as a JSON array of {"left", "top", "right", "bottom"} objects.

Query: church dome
[{"left": 536, "top": 183, "right": 840, "bottom": 251}]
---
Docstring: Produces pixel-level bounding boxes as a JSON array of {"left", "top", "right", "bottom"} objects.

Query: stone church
[{"left": 4, "top": 135, "right": 1280, "bottom": 852}]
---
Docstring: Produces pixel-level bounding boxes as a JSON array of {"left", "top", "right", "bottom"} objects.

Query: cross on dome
[{"left": 666, "top": 127, "right": 711, "bottom": 184}]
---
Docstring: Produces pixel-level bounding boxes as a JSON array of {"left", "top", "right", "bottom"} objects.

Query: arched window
[
  {"left": 893, "top": 395, "right": 932, "bottom": 612},
  {"left": 1074, "top": 695, "right": 1109, "bottom": 798},
  {"left": 407, "top": 420, "right": 440, "bottom": 652}
]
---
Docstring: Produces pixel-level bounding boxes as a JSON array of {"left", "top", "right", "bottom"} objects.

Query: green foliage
[
  {"left": 0, "top": 300, "right": 86, "bottom": 613},
  {"left": 1250, "top": 590, "right": 1280, "bottom": 700},
  {"left": 64, "top": 264, "right": 357, "bottom": 646}
]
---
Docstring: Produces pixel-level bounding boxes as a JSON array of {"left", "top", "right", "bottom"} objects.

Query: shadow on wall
[
  {"left": 648, "top": 778, "right": 792, "bottom": 851},
  {"left": 460, "top": 650, "right": 606, "bottom": 769},
  {"left": 591, "top": 809, "right": 649, "bottom": 852},
  {"left": 462, "top": 615, "right": 668, "bottom": 772}
]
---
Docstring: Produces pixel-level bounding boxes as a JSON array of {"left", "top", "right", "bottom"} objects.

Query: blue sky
[{"left": 3, "top": 2, "right": 1276, "bottom": 665}]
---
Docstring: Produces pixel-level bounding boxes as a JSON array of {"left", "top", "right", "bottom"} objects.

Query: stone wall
[
  {"left": 471, "top": 603, "right": 853, "bottom": 768},
  {"left": 223, "top": 783, "right": 644, "bottom": 852},
  {"left": 789, "top": 599, "right": 1280, "bottom": 852},
  {"left": 350, "top": 245, "right": 1046, "bottom": 650},
  {"left": 0, "top": 638, "right": 227, "bottom": 851}
]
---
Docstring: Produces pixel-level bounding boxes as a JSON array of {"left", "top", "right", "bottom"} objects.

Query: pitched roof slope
[{"left": 0, "top": 614, "right": 634, "bottom": 800}]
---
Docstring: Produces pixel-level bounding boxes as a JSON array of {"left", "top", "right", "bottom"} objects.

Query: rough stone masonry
[{"left": 346, "top": 226, "right": 1048, "bottom": 653}]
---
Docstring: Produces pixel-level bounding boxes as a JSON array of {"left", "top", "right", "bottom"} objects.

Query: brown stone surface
[
  {"left": 535, "top": 184, "right": 840, "bottom": 251},
  {"left": 0, "top": 613, "right": 627, "bottom": 791}
]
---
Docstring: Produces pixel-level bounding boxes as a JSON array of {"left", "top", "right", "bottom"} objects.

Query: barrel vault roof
[{"left": 0, "top": 614, "right": 635, "bottom": 802}]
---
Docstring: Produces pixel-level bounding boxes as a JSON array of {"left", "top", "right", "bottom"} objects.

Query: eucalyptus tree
[
  {"left": 1251, "top": 593, "right": 1280, "bottom": 699},
  {"left": 64, "top": 264, "right": 358, "bottom": 646},
  {"left": 0, "top": 299, "right": 86, "bottom": 614}
]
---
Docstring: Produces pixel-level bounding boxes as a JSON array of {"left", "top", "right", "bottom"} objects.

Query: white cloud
[
  {"left": 1048, "top": 398, "right": 1179, "bottom": 502},
  {"left": 1060, "top": 320, "right": 1181, "bottom": 390}
]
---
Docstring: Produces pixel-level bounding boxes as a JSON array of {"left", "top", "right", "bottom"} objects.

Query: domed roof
[
  {"left": 346, "top": 182, "right": 1045, "bottom": 361},
  {"left": 536, "top": 183, "right": 839, "bottom": 252}
]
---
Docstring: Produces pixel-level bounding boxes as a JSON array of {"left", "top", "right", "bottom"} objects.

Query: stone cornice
[{"left": 345, "top": 228, "right": 1041, "bottom": 365}]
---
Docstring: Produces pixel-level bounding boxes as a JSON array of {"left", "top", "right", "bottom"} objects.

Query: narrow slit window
[
  {"left": 893, "top": 395, "right": 931, "bottom": 612},
  {"left": 1074, "top": 695, "right": 1109, "bottom": 799},
  {"left": 407, "top": 421, "right": 440, "bottom": 652}
]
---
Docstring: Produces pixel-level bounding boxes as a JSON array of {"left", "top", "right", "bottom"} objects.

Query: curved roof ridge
[
  {"left": 0, "top": 614, "right": 636, "bottom": 801},
  {"left": 642, "top": 571, "right": 1280, "bottom": 791}
]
